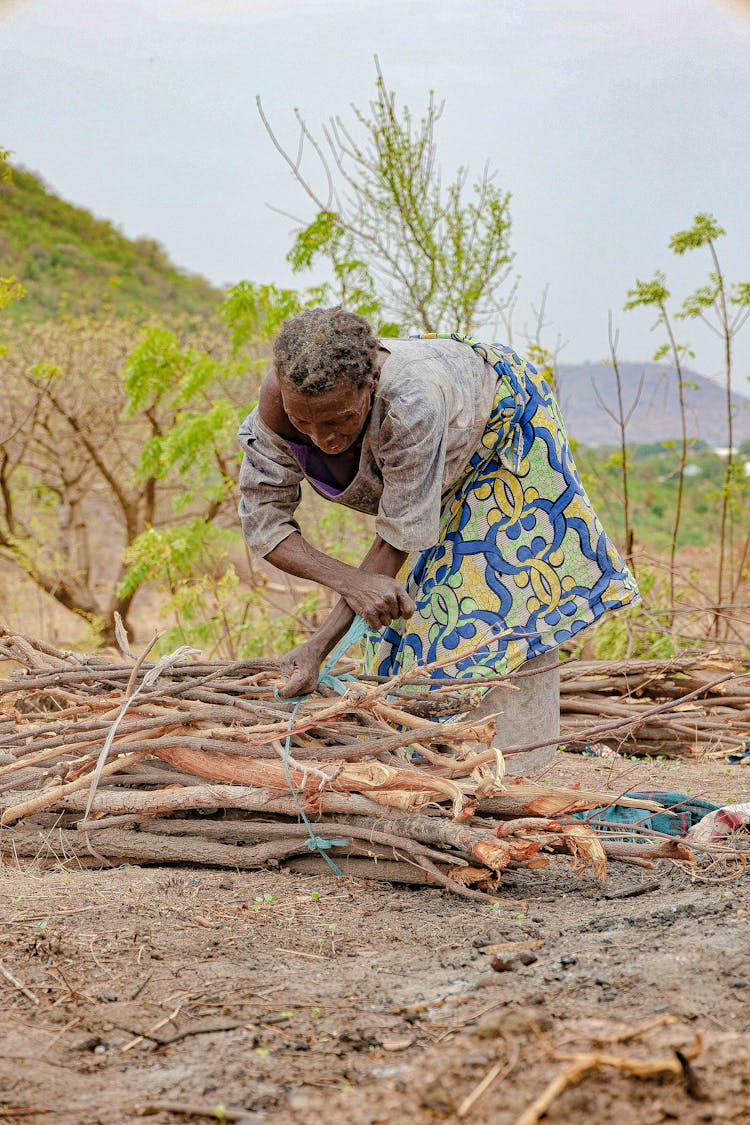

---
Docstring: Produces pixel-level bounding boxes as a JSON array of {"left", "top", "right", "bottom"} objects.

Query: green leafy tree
[
  {"left": 0, "top": 317, "right": 248, "bottom": 643},
  {"left": 118, "top": 518, "right": 323, "bottom": 660},
  {"left": 112, "top": 324, "right": 257, "bottom": 650},
  {"left": 257, "top": 59, "right": 513, "bottom": 334},
  {"left": 0, "top": 276, "right": 24, "bottom": 313},
  {"left": 117, "top": 303, "right": 371, "bottom": 657},
  {"left": 220, "top": 281, "right": 305, "bottom": 353},
  {"left": 669, "top": 213, "right": 750, "bottom": 616}
]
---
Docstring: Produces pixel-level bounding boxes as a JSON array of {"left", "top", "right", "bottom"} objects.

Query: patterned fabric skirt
[{"left": 364, "top": 337, "right": 640, "bottom": 682}]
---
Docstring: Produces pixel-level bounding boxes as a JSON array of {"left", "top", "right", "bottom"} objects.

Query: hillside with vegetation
[{"left": 0, "top": 158, "right": 222, "bottom": 321}]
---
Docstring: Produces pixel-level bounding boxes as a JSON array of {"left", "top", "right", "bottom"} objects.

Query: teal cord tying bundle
[
  {"left": 315, "top": 614, "right": 369, "bottom": 695},
  {"left": 276, "top": 615, "right": 369, "bottom": 876}
]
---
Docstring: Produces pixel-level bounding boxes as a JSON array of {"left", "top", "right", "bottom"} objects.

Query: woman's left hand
[{"left": 277, "top": 642, "right": 323, "bottom": 698}]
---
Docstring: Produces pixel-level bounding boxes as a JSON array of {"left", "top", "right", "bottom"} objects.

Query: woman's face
[{"left": 281, "top": 378, "right": 375, "bottom": 455}]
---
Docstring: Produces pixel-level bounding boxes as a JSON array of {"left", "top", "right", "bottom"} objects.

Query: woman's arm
[
  {"left": 267, "top": 533, "right": 414, "bottom": 697},
  {"left": 266, "top": 532, "right": 413, "bottom": 628}
]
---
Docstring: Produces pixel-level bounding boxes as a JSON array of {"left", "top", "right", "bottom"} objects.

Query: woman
[{"left": 238, "top": 307, "right": 639, "bottom": 772}]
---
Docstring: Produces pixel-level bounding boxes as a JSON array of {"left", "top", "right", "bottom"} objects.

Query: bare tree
[
  {"left": 624, "top": 274, "right": 690, "bottom": 607},
  {"left": 591, "top": 315, "right": 644, "bottom": 576}
]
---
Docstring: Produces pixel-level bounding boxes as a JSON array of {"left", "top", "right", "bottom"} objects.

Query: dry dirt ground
[{"left": 1, "top": 753, "right": 750, "bottom": 1125}]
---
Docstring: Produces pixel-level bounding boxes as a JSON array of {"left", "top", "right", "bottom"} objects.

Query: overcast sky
[{"left": 2, "top": 0, "right": 749, "bottom": 384}]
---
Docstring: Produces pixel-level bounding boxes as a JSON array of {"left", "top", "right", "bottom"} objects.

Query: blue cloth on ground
[{"left": 572, "top": 790, "right": 720, "bottom": 840}]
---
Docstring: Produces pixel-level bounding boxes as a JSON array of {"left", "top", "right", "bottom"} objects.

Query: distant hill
[
  {"left": 0, "top": 159, "right": 222, "bottom": 321},
  {"left": 557, "top": 361, "right": 750, "bottom": 448}
]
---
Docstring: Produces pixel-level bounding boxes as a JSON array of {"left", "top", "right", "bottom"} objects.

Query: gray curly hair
[{"left": 273, "top": 307, "right": 379, "bottom": 396}]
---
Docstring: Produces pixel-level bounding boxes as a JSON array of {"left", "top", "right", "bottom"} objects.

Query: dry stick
[
  {"left": 592, "top": 838, "right": 694, "bottom": 863},
  {"left": 3, "top": 662, "right": 270, "bottom": 702},
  {"left": 477, "top": 784, "right": 666, "bottom": 816},
  {"left": 0, "top": 636, "right": 70, "bottom": 672},
  {"left": 457, "top": 1044, "right": 520, "bottom": 1118},
  {"left": 1, "top": 652, "right": 538, "bottom": 702},
  {"left": 385, "top": 851, "right": 496, "bottom": 903},
  {"left": 0, "top": 625, "right": 84, "bottom": 666},
  {"left": 0, "top": 728, "right": 163, "bottom": 777},
  {"left": 285, "top": 855, "right": 440, "bottom": 886},
  {"left": 80, "top": 816, "right": 470, "bottom": 869},
  {"left": 0, "top": 668, "right": 130, "bottom": 694},
  {"left": 122, "top": 1004, "right": 183, "bottom": 1053},
  {"left": 514, "top": 1035, "right": 703, "bottom": 1125},
  {"left": 1, "top": 817, "right": 696, "bottom": 882},
  {"left": 134, "top": 1102, "right": 249, "bottom": 1122},
  {"left": 141, "top": 744, "right": 467, "bottom": 809},
  {"left": 0, "top": 694, "right": 149, "bottom": 740},
  {"left": 21, "top": 800, "right": 693, "bottom": 869},
  {"left": 0, "top": 959, "right": 41, "bottom": 1006},
  {"left": 2, "top": 730, "right": 426, "bottom": 770},
  {"left": 16, "top": 784, "right": 391, "bottom": 819},
  {"left": 45, "top": 678, "right": 449, "bottom": 751},
  {"left": 6, "top": 779, "right": 666, "bottom": 822},
  {"left": 594, "top": 1015, "right": 680, "bottom": 1045},
  {"left": 1, "top": 691, "right": 331, "bottom": 754},
  {"left": 0, "top": 751, "right": 146, "bottom": 825},
  {"left": 0, "top": 634, "right": 737, "bottom": 886},
  {"left": 124, "top": 630, "right": 160, "bottom": 696},
  {"left": 561, "top": 654, "right": 703, "bottom": 678},
  {"left": 3, "top": 701, "right": 489, "bottom": 768},
  {"left": 2, "top": 825, "right": 486, "bottom": 890}
]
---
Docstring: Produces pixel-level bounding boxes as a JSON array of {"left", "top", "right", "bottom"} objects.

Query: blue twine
[
  {"left": 276, "top": 615, "right": 369, "bottom": 875},
  {"left": 315, "top": 615, "right": 369, "bottom": 696}
]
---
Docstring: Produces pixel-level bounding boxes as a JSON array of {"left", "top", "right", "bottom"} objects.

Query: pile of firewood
[
  {"left": 559, "top": 654, "right": 750, "bottom": 759},
  {"left": 0, "top": 628, "right": 744, "bottom": 899}
]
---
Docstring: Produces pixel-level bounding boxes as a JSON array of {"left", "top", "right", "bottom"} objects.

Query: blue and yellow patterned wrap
[{"left": 364, "top": 335, "right": 640, "bottom": 681}]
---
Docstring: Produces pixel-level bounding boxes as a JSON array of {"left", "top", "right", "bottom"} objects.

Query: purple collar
[{"left": 284, "top": 439, "right": 353, "bottom": 498}]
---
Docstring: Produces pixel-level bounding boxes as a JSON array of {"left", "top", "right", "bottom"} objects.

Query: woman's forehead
[{"left": 282, "top": 381, "right": 367, "bottom": 420}]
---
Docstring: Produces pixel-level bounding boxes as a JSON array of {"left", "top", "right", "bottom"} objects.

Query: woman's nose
[{"left": 317, "top": 427, "right": 339, "bottom": 445}]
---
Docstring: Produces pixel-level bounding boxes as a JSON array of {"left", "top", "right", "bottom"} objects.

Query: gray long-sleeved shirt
[{"left": 237, "top": 336, "right": 499, "bottom": 556}]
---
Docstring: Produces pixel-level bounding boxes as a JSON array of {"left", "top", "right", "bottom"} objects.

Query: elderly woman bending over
[{"left": 238, "top": 307, "right": 639, "bottom": 773}]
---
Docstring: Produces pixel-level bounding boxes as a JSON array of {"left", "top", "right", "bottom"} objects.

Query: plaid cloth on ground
[{"left": 573, "top": 790, "right": 720, "bottom": 840}]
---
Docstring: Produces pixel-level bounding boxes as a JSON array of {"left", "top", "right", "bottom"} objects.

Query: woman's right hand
[
  {"left": 277, "top": 642, "right": 323, "bottom": 698},
  {"left": 341, "top": 573, "right": 416, "bottom": 630}
]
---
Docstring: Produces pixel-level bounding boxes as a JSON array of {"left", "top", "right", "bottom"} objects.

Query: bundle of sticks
[
  {"left": 559, "top": 654, "right": 750, "bottom": 759},
  {"left": 0, "top": 629, "right": 743, "bottom": 898}
]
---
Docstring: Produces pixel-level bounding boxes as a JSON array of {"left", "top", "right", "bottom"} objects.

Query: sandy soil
[{"left": 1, "top": 753, "right": 749, "bottom": 1125}]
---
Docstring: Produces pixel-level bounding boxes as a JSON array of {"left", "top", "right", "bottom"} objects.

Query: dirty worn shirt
[{"left": 237, "top": 337, "right": 498, "bottom": 556}]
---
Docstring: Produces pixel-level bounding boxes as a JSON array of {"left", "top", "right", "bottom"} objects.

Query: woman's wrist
[
  {"left": 302, "top": 634, "right": 327, "bottom": 660},
  {"left": 266, "top": 534, "right": 363, "bottom": 601},
  {"left": 304, "top": 599, "right": 356, "bottom": 661},
  {"left": 333, "top": 569, "right": 362, "bottom": 603}
]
